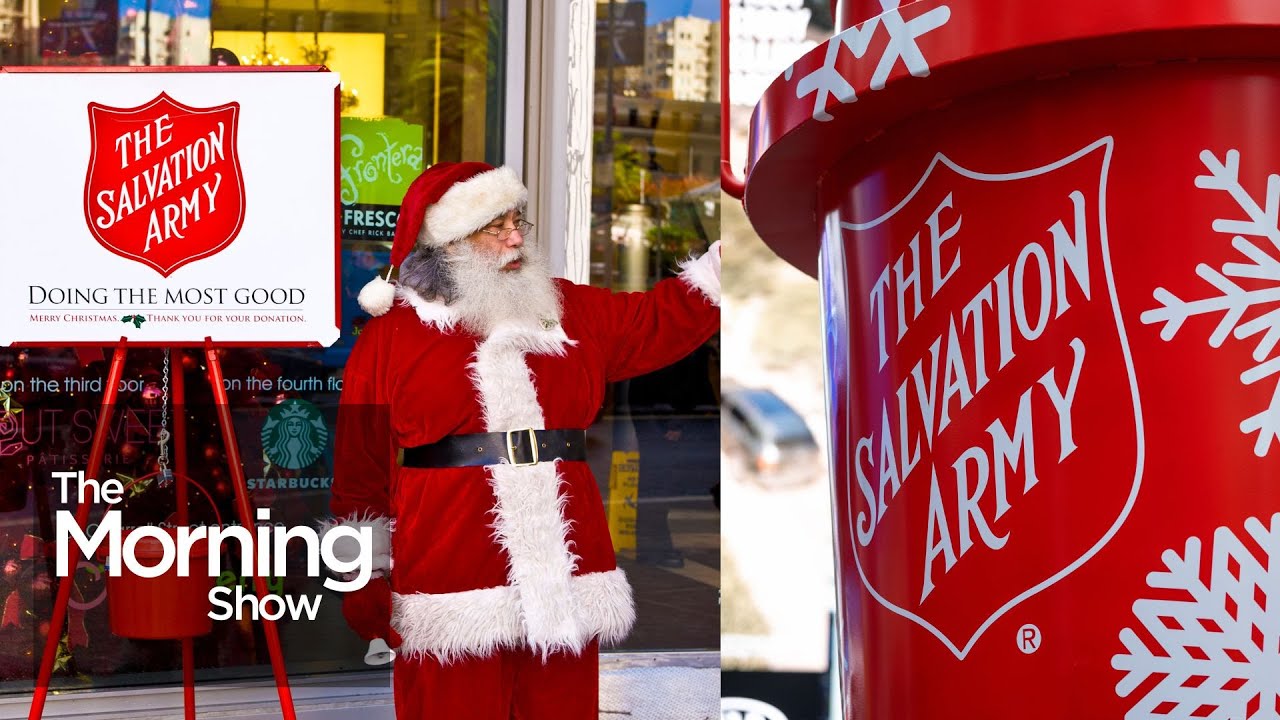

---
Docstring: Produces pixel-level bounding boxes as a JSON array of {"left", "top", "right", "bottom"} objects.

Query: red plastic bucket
[
  {"left": 101, "top": 527, "right": 214, "bottom": 639},
  {"left": 96, "top": 473, "right": 222, "bottom": 640},
  {"left": 743, "top": 2, "right": 1280, "bottom": 718}
]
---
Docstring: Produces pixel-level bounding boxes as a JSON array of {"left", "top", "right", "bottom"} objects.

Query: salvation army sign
[
  {"left": 85, "top": 93, "right": 245, "bottom": 277},
  {"left": 0, "top": 67, "right": 340, "bottom": 347},
  {"left": 828, "top": 137, "right": 1143, "bottom": 659}
]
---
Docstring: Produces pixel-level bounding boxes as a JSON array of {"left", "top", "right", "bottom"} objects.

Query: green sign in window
[{"left": 340, "top": 117, "right": 425, "bottom": 240}]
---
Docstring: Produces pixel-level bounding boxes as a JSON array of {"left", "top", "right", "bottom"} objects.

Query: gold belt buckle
[{"left": 506, "top": 428, "right": 539, "bottom": 466}]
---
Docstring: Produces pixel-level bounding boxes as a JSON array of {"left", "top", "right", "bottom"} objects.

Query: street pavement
[{"left": 600, "top": 652, "right": 719, "bottom": 720}]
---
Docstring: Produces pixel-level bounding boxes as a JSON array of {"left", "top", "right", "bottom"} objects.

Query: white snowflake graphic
[
  {"left": 1140, "top": 149, "right": 1280, "bottom": 457},
  {"left": 1113, "top": 513, "right": 1280, "bottom": 719},
  {"left": 793, "top": 0, "right": 951, "bottom": 122}
]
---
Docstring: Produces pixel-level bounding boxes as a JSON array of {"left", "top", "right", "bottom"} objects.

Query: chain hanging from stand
[{"left": 156, "top": 349, "right": 173, "bottom": 487}]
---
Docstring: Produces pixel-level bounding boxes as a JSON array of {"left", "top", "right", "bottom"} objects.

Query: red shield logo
[
  {"left": 84, "top": 93, "right": 244, "bottom": 277},
  {"left": 825, "top": 137, "right": 1143, "bottom": 658}
]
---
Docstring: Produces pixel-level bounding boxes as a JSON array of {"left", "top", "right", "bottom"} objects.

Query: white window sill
[
  {"left": 0, "top": 672, "right": 394, "bottom": 719},
  {"left": 0, "top": 651, "right": 718, "bottom": 719}
]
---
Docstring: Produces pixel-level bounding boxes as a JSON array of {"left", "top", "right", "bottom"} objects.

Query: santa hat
[{"left": 357, "top": 162, "right": 529, "bottom": 316}]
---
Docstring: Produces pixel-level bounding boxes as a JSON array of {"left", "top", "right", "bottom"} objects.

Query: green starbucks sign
[
  {"left": 262, "top": 399, "right": 329, "bottom": 470},
  {"left": 340, "top": 117, "right": 425, "bottom": 241}
]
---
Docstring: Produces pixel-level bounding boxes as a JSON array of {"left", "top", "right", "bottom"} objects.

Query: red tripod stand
[{"left": 27, "top": 340, "right": 297, "bottom": 720}]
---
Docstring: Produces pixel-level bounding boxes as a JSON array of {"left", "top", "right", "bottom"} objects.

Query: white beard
[{"left": 445, "top": 241, "right": 562, "bottom": 337}]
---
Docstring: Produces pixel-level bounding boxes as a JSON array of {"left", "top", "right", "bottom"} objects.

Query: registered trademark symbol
[{"left": 1017, "top": 624, "right": 1041, "bottom": 654}]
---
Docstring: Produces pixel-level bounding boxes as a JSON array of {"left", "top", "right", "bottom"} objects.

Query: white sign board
[{"left": 0, "top": 68, "right": 341, "bottom": 347}]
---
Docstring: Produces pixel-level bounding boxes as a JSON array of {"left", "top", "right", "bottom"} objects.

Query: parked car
[{"left": 722, "top": 388, "right": 819, "bottom": 486}]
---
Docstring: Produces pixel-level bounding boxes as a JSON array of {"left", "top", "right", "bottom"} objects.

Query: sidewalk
[
  {"left": 0, "top": 652, "right": 721, "bottom": 719},
  {"left": 600, "top": 652, "right": 719, "bottom": 720}
]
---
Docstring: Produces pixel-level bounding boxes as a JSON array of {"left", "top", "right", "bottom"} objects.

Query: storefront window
[
  {"left": 0, "top": 0, "right": 509, "bottom": 694},
  {"left": 589, "top": 1, "right": 721, "bottom": 652}
]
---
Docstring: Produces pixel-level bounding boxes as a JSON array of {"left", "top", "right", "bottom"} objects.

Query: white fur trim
[
  {"left": 421, "top": 166, "right": 528, "bottom": 247},
  {"left": 678, "top": 241, "right": 721, "bottom": 307},
  {"left": 469, "top": 327, "right": 581, "bottom": 658},
  {"left": 484, "top": 320, "right": 575, "bottom": 361},
  {"left": 392, "top": 568, "right": 635, "bottom": 665},
  {"left": 318, "top": 512, "right": 393, "bottom": 578},
  {"left": 464, "top": 322, "right": 599, "bottom": 659},
  {"left": 395, "top": 286, "right": 460, "bottom": 331},
  {"left": 358, "top": 276, "right": 397, "bottom": 317}
]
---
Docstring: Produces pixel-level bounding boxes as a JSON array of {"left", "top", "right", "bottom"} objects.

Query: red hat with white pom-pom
[{"left": 357, "top": 161, "right": 528, "bottom": 317}]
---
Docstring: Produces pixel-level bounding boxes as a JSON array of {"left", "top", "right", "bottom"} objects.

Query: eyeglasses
[{"left": 478, "top": 220, "right": 534, "bottom": 240}]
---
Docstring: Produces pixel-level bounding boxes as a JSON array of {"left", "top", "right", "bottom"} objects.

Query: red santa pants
[{"left": 392, "top": 640, "right": 599, "bottom": 719}]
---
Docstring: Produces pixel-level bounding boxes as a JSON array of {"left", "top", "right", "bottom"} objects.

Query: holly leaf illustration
[
  {"left": 52, "top": 634, "right": 72, "bottom": 673},
  {"left": 0, "top": 388, "right": 20, "bottom": 420},
  {"left": 120, "top": 315, "right": 146, "bottom": 329},
  {"left": 118, "top": 473, "right": 149, "bottom": 498}
]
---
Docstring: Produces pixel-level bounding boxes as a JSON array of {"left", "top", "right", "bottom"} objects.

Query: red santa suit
[{"left": 324, "top": 162, "right": 720, "bottom": 719}]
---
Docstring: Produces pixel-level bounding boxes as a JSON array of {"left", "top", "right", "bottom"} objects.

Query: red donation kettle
[
  {"left": 97, "top": 472, "right": 223, "bottom": 640},
  {"left": 742, "top": 1, "right": 1280, "bottom": 717}
]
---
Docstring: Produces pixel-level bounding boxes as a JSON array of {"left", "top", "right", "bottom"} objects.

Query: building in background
[
  {"left": 118, "top": 0, "right": 212, "bottom": 66},
  {"left": 639, "top": 15, "right": 718, "bottom": 101},
  {"left": 594, "top": 3, "right": 721, "bottom": 290},
  {"left": 590, "top": 87, "right": 720, "bottom": 291},
  {"left": 729, "top": 0, "right": 813, "bottom": 106}
]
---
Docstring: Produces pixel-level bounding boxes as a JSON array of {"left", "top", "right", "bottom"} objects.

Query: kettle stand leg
[
  {"left": 28, "top": 341, "right": 129, "bottom": 720},
  {"left": 171, "top": 355, "right": 196, "bottom": 720},
  {"left": 204, "top": 341, "right": 298, "bottom": 720}
]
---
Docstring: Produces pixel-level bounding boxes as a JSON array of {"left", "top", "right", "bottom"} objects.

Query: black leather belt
[{"left": 401, "top": 429, "right": 587, "bottom": 468}]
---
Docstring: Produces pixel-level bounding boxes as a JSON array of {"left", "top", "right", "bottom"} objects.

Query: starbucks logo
[{"left": 262, "top": 399, "right": 329, "bottom": 470}]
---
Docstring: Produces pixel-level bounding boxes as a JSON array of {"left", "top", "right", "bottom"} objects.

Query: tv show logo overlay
[
  {"left": 84, "top": 93, "right": 245, "bottom": 277},
  {"left": 53, "top": 471, "right": 373, "bottom": 621},
  {"left": 262, "top": 399, "right": 329, "bottom": 470}
]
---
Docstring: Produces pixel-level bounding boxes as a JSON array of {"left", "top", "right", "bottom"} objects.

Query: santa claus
[{"left": 324, "top": 161, "right": 720, "bottom": 718}]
